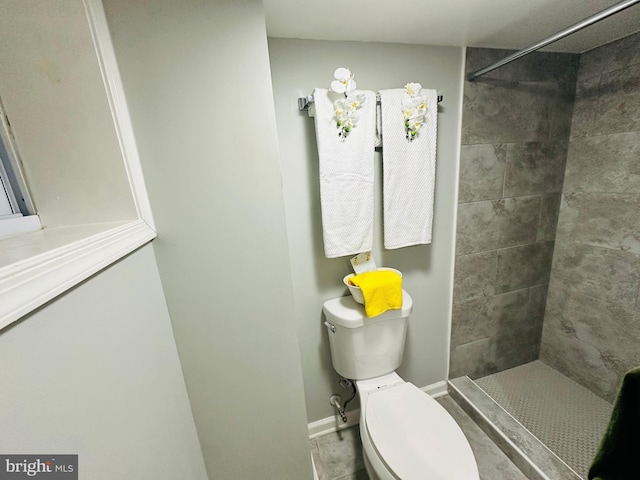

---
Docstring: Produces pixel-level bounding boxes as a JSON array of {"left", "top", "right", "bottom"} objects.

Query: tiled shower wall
[
  {"left": 540, "top": 32, "right": 640, "bottom": 403},
  {"left": 450, "top": 48, "right": 579, "bottom": 379}
]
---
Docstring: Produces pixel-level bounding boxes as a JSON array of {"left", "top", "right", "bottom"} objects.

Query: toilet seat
[{"left": 365, "top": 382, "right": 479, "bottom": 480}]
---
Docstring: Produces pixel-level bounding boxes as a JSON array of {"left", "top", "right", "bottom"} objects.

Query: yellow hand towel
[{"left": 349, "top": 270, "right": 402, "bottom": 317}]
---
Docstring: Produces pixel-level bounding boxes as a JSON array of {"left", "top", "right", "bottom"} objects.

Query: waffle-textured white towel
[
  {"left": 313, "top": 88, "right": 377, "bottom": 258},
  {"left": 379, "top": 88, "right": 438, "bottom": 249}
]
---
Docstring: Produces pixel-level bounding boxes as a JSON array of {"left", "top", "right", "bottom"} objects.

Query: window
[
  {"left": 0, "top": 169, "right": 15, "bottom": 218},
  {"left": 0, "top": 106, "right": 41, "bottom": 238},
  {"left": 0, "top": 0, "right": 155, "bottom": 330}
]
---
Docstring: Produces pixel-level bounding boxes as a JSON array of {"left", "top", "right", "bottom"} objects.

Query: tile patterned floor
[
  {"left": 475, "top": 361, "right": 613, "bottom": 479},
  {"left": 310, "top": 393, "right": 527, "bottom": 480}
]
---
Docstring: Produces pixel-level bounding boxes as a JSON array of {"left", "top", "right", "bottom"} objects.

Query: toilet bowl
[
  {"left": 357, "top": 373, "right": 479, "bottom": 479},
  {"left": 323, "top": 291, "right": 479, "bottom": 480}
]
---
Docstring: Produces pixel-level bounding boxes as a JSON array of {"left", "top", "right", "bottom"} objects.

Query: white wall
[
  {"left": 0, "top": 245, "right": 208, "bottom": 480},
  {"left": 0, "top": 0, "right": 137, "bottom": 227},
  {"left": 268, "top": 38, "right": 464, "bottom": 422},
  {"left": 103, "top": 1, "right": 313, "bottom": 479},
  {"left": 0, "top": 4, "right": 206, "bottom": 475}
]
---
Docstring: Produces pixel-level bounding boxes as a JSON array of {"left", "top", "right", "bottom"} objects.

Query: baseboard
[
  {"left": 308, "top": 408, "right": 361, "bottom": 439},
  {"left": 308, "top": 380, "right": 448, "bottom": 438}
]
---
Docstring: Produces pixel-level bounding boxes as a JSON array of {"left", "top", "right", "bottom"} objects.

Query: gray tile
[
  {"left": 451, "top": 286, "right": 544, "bottom": 379},
  {"left": 551, "top": 242, "right": 640, "bottom": 308},
  {"left": 570, "top": 75, "right": 600, "bottom": 138},
  {"left": 556, "top": 192, "right": 640, "bottom": 255},
  {"left": 527, "top": 284, "right": 549, "bottom": 328},
  {"left": 544, "top": 280, "right": 640, "bottom": 381},
  {"left": 563, "top": 131, "right": 640, "bottom": 194},
  {"left": 548, "top": 80, "right": 578, "bottom": 144},
  {"left": 314, "top": 427, "right": 364, "bottom": 480},
  {"left": 450, "top": 337, "right": 497, "bottom": 379},
  {"left": 541, "top": 278, "right": 640, "bottom": 404},
  {"left": 579, "top": 31, "right": 640, "bottom": 79},
  {"left": 537, "top": 193, "right": 562, "bottom": 241},
  {"left": 456, "top": 196, "right": 541, "bottom": 255},
  {"left": 504, "top": 143, "right": 567, "bottom": 196},
  {"left": 540, "top": 324, "right": 624, "bottom": 403},
  {"left": 498, "top": 287, "right": 547, "bottom": 370},
  {"left": 462, "top": 48, "right": 578, "bottom": 145},
  {"left": 459, "top": 144, "right": 506, "bottom": 202},
  {"left": 595, "top": 63, "right": 640, "bottom": 136},
  {"left": 465, "top": 48, "right": 578, "bottom": 86},
  {"left": 496, "top": 241, "right": 554, "bottom": 293},
  {"left": 451, "top": 290, "right": 530, "bottom": 347},
  {"left": 453, "top": 251, "right": 497, "bottom": 303},
  {"left": 436, "top": 395, "right": 529, "bottom": 480},
  {"left": 493, "top": 326, "right": 542, "bottom": 372},
  {"left": 462, "top": 82, "right": 552, "bottom": 145},
  {"left": 553, "top": 193, "right": 580, "bottom": 244}
]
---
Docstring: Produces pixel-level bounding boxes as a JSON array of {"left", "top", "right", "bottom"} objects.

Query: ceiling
[{"left": 264, "top": 0, "right": 640, "bottom": 53}]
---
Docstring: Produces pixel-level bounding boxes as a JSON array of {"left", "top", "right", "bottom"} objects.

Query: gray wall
[
  {"left": 268, "top": 38, "right": 464, "bottom": 422},
  {"left": 0, "top": 245, "right": 208, "bottom": 480},
  {"left": 103, "top": 1, "right": 313, "bottom": 478},
  {"left": 450, "top": 48, "right": 579, "bottom": 379},
  {"left": 540, "top": 32, "right": 640, "bottom": 402}
]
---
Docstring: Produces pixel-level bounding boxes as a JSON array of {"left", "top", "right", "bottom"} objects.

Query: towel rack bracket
[{"left": 298, "top": 95, "right": 314, "bottom": 111}]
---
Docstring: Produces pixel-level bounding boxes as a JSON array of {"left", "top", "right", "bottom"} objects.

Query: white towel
[
  {"left": 313, "top": 88, "right": 377, "bottom": 258},
  {"left": 379, "top": 88, "right": 438, "bottom": 249}
]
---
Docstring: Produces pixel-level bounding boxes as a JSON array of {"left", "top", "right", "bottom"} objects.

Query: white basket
[{"left": 343, "top": 268, "right": 402, "bottom": 304}]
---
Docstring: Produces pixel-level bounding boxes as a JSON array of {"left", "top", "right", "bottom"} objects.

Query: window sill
[
  {"left": 0, "top": 214, "right": 42, "bottom": 239},
  {"left": 0, "top": 219, "right": 156, "bottom": 330}
]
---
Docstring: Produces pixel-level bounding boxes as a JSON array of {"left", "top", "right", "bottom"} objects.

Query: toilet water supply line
[
  {"left": 330, "top": 378, "right": 357, "bottom": 423},
  {"left": 330, "top": 395, "right": 348, "bottom": 423}
]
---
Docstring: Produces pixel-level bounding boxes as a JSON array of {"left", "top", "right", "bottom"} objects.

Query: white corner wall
[
  {"left": 102, "top": 1, "right": 313, "bottom": 479},
  {"left": 268, "top": 38, "right": 464, "bottom": 422},
  {"left": 0, "top": 245, "right": 208, "bottom": 480}
]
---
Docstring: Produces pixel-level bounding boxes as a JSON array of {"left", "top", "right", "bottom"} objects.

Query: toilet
[{"left": 323, "top": 290, "right": 480, "bottom": 480}]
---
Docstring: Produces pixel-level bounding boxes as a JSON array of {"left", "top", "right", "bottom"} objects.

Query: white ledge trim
[{"left": 0, "top": 220, "right": 156, "bottom": 330}]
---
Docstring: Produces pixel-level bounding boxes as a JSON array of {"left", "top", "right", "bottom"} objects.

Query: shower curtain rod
[{"left": 467, "top": 0, "right": 640, "bottom": 81}]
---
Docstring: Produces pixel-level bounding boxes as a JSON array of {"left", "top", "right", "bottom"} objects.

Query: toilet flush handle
[{"left": 324, "top": 321, "right": 336, "bottom": 334}]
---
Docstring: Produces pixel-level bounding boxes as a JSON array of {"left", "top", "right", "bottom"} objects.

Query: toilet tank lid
[{"left": 323, "top": 290, "right": 413, "bottom": 328}]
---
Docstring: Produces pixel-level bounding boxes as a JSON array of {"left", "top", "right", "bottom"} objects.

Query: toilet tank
[{"left": 323, "top": 290, "right": 413, "bottom": 380}]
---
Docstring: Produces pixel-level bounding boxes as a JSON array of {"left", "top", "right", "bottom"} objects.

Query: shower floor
[{"left": 475, "top": 361, "right": 613, "bottom": 479}]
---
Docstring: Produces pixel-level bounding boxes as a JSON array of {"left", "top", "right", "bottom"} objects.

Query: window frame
[
  {"left": 0, "top": 97, "right": 42, "bottom": 237},
  {"left": 0, "top": 0, "right": 156, "bottom": 331}
]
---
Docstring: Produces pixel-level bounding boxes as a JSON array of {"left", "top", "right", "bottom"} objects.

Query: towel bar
[{"left": 298, "top": 93, "right": 443, "bottom": 111}]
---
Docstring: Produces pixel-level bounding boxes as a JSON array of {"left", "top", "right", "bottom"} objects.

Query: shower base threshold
[{"left": 449, "top": 375, "right": 582, "bottom": 480}]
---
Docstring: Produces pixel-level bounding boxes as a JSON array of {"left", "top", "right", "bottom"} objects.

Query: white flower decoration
[
  {"left": 329, "top": 68, "right": 365, "bottom": 140},
  {"left": 330, "top": 67, "right": 357, "bottom": 94},
  {"left": 402, "top": 82, "right": 427, "bottom": 141},
  {"left": 346, "top": 93, "right": 365, "bottom": 111},
  {"left": 334, "top": 93, "right": 364, "bottom": 140},
  {"left": 404, "top": 82, "right": 423, "bottom": 96}
]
